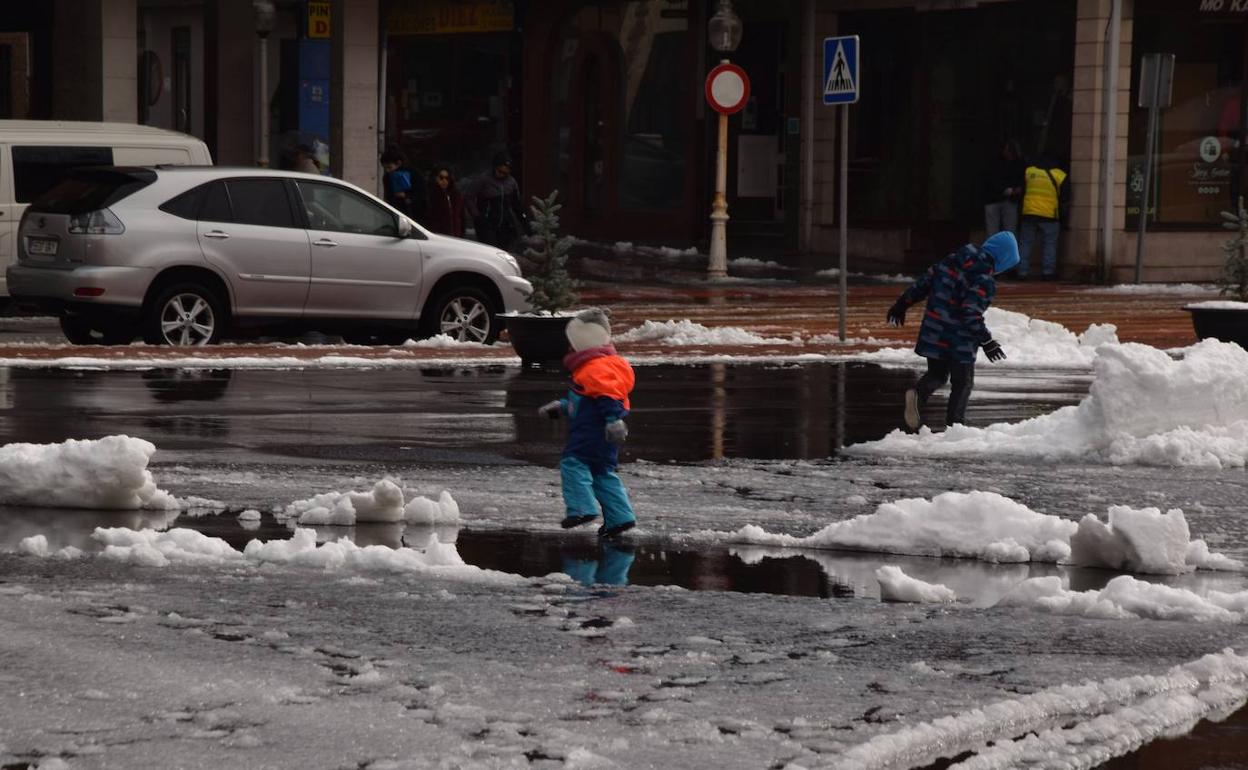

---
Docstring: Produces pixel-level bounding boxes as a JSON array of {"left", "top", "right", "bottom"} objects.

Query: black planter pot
[
  {"left": 1185, "top": 305, "right": 1248, "bottom": 348},
  {"left": 503, "top": 314, "right": 572, "bottom": 367}
]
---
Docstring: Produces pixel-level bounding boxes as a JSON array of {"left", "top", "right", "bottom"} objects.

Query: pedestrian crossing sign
[{"left": 822, "top": 36, "right": 860, "bottom": 105}]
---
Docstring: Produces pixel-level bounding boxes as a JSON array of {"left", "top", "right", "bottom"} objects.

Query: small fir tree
[
  {"left": 1219, "top": 196, "right": 1248, "bottom": 302},
  {"left": 523, "top": 190, "right": 579, "bottom": 313}
]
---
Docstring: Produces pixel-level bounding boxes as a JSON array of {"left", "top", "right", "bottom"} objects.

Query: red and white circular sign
[{"left": 705, "top": 63, "right": 750, "bottom": 115}]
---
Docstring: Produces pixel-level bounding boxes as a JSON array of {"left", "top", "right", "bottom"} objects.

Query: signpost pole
[
  {"left": 838, "top": 103, "right": 848, "bottom": 341},
  {"left": 1134, "top": 53, "right": 1174, "bottom": 285},
  {"left": 709, "top": 109, "right": 730, "bottom": 279}
]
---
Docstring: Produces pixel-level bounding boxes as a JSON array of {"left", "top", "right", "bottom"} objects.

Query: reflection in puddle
[{"left": 9, "top": 511, "right": 1244, "bottom": 606}]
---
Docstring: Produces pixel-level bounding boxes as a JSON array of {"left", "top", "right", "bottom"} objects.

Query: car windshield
[{"left": 29, "top": 169, "right": 157, "bottom": 215}]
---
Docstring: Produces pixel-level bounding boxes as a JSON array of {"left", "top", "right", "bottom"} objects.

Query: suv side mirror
[{"left": 397, "top": 217, "right": 412, "bottom": 238}]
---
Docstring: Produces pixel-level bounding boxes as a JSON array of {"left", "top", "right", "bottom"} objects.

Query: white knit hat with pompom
[{"left": 565, "top": 307, "right": 611, "bottom": 351}]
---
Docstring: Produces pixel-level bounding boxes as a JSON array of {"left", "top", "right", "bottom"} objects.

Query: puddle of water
[
  {"left": 10, "top": 509, "right": 1242, "bottom": 606},
  {"left": 0, "top": 364, "right": 1089, "bottom": 463},
  {"left": 1096, "top": 702, "right": 1248, "bottom": 769}
]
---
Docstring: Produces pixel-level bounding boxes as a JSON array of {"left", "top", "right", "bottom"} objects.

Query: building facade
[{"left": 5, "top": 0, "right": 1236, "bottom": 282}]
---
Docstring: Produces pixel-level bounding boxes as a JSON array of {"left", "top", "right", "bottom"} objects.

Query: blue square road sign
[{"left": 823, "top": 35, "right": 860, "bottom": 105}]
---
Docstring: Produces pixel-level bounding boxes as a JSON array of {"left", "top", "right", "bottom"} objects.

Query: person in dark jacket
[
  {"left": 984, "top": 139, "right": 1024, "bottom": 236},
  {"left": 465, "top": 151, "right": 526, "bottom": 249},
  {"left": 538, "top": 308, "right": 637, "bottom": 539},
  {"left": 426, "top": 165, "right": 465, "bottom": 237},
  {"left": 887, "top": 231, "right": 1021, "bottom": 430},
  {"left": 380, "top": 145, "right": 427, "bottom": 223}
]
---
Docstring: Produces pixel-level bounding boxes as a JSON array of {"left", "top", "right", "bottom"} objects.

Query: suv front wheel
[
  {"left": 424, "top": 286, "right": 498, "bottom": 344},
  {"left": 144, "top": 282, "right": 226, "bottom": 346}
]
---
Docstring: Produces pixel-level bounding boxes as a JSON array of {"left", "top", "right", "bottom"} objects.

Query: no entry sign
[{"left": 705, "top": 63, "right": 750, "bottom": 115}]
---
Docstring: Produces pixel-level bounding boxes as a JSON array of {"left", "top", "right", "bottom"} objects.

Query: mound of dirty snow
[
  {"left": 999, "top": 575, "right": 1248, "bottom": 623},
  {"left": 707, "top": 491, "right": 1240, "bottom": 575},
  {"left": 850, "top": 339, "right": 1248, "bottom": 468},
  {"left": 616, "top": 320, "right": 794, "bottom": 346},
  {"left": 0, "top": 435, "right": 180, "bottom": 510},
  {"left": 862, "top": 307, "right": 1118, "bottom": 368},
  {"left": 282, "top": 481, "right": 459, "bottom": 526},
  {"left": 875, "top": 566, "right": 956, "bottom": 603}
]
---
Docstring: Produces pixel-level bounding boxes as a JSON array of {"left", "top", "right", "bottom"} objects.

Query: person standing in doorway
[
  {"left": 426, "top": 165, "right": 465, "bottom": 238},
  {"left": 984, "top": 139, "right": 1024, "bottom": 237},
  {"left": 466, "top": 152, "right": 527, "bottom": 250},
  {"left": 380, "top": 145, "right": 427, "bottom": 224},
  {"left": 1017, "top": 157, "right": 1069, "bottom": 281}
]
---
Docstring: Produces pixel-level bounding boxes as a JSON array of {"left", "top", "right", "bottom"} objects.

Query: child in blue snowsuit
[
  {"left": 886, "top": 231, "right": 1020, "bottom": 430},
  {"left": 539, "top": 308, "right": 637, "bottom": 539}
]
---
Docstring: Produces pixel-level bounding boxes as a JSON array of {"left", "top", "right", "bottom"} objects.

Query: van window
[
  {"left": 112, "top": 146, "right": 192, "bottom": 165},
  {"left": 13, "top": 146, "right": 114, "bottom": 203},
  {"left": 29, "top": 169, "right": 156, "bottom": 215}
]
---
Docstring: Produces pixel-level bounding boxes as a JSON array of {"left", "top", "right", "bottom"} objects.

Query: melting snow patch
[
  {"left": 998, "top": 575, "right": 1248, "bottom": 623},
  {"left": 861, "top": 307, "right": 1118, "bottom": 368},
  {"left": 403, "top": 490, "right": 462, "bottom": 525},
  {"left": 875, "top": 566, "right": 956, "bottom": 603},
  {"left": 400, "top": 334, "right": 495, "bottom": 349},
  {"left": 0, "top": 435, "right": 180, "bottom": 510},
  {"left": 850, "top": 339, "right": 1248, "bottom": 468},
  {"left": 282, "top": 482, "right": 461, "bottom": 526},
  {"left": 616, "top": 320, "right": 794, "bottom": 346},
  {"left": 17, "top": 535, "right": 83, "bottom": 560},
  {"left": 704, "top": 491, "right": 1240, "bottom": 574},
  {"left": 832, "top": 648, "right": 1248, "bottom": 769}
]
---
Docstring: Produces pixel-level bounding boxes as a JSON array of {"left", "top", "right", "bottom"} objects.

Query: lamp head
[{"left": 707, "top": 0, "right": 742, "bottom": 54}]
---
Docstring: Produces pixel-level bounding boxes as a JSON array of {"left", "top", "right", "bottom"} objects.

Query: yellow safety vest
[{"left": 1021, "top": 166, "right": 1066, "bottom": 219}]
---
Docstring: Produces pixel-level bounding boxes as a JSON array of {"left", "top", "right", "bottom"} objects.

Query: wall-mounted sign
[
  {"left": 308, "top": 1, "right": 331, "bottom": 38},
  {"left": 388, "top": 1, "right": 514, "bottom": 35},
  {"left": 1196, "top": 0, "right": 1248, "bottom": 14}
]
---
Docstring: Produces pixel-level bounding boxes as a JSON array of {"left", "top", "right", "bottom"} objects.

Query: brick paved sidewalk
[{"left": 0, "top": 278, "right": 1206, "bottom": 363}]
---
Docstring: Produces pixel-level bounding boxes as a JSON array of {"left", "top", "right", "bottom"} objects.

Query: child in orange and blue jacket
[{"left": 539, "top": 308, "right": 637, "bottom": 538}]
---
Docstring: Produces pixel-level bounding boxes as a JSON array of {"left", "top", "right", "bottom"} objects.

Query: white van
[{"left": 0, "top": 121, "right": 212, "bottom": 300}]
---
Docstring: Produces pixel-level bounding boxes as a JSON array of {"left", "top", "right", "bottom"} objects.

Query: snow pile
[
  {"left": 862, "top": 307, "right": 1118, "bottom": 368},
  {"left": 403, "top": 490, "right": 462, "bottom": 525},
  {"left": 616, "top": 320, "right": 793, "bottom": 346},
  {"left": 707, "top": 491, "right": 1241, "bottom": 574},
  {"left": 833, "top": 648, "right": 1248, "bottom": 770},
  {"left": 875, "top": 566, "right": 956, "bottom": 603},
  {"left": 282, "top": 480, "right": 458, "bottom": 526},
  {"left": 816, "top": 268, "right": 911, "bottom": 282},
  {"left": 0, "top": 435, "right": 179, "bottom": 510},
  {"left": 999, "top": 575, "right": 1248, "bottom": 623},
  {"left": 850, "top": 339, "right": 1248, "bottom": 468},
  {"left": 1186, "top": 300, "right": 1248, "bottom": 310},
  {"left": 78, "top": 526, "right": 519, "bottom": 584},
  {"left": 717, "top": 491, "right": 1075, "bottom": 564},
  {"left": 18, "top": 535, "right": 83, "bottom": 560},
  {"left": 1084, "top": 283, "right": 1217, "bottom": 295},
  {"left": 400, "top": 334, "right": 493, "bottom": 349},
  {"left": 729, "top": 257, "right": 790, "bottom": 270}
]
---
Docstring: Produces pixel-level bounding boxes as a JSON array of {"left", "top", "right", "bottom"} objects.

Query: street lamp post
[
  {"left": 253, "top": 0, "right": 277, "bottom": 167},
  {"left": 706, "top": 0, "right": 742, "bottom": 279}
]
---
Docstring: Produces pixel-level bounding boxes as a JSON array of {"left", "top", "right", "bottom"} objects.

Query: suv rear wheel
[
  {"left": 59, "top": 317, "right": 135, "bottom": 346},
  {"left": 144, "top": 282, "right": 226, "bottom": 346},
  {"left": 424, "top": 286, "right": 498, "bottom": 344}
]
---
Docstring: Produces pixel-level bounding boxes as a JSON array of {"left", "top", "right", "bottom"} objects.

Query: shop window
[{"left": 1128, "top": 4, "right": 1244, "bottom": 229}]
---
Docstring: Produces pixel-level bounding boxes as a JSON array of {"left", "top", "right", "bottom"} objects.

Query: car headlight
[{"left": 496, "top": 251, "right": 521, "bottom": 275}]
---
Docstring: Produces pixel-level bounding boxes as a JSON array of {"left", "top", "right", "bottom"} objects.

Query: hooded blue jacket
[{"left": 897, "top": 244, "right": 999, "bottom": 363}]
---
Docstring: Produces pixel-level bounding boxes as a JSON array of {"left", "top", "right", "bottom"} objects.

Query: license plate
[{"left": 28, "top": 238, "right": 58, "bottom": 257}]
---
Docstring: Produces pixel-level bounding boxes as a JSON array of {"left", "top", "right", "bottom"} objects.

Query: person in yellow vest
[{"left": 1017, "top": 158, "right": 1070, "bottom": 280}]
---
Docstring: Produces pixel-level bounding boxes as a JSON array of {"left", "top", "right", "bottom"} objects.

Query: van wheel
[
  {"left": 423, "top": 286, "right": 498, "bottom": 344},
  {"left": 143, "top": 283, "right": 225, "bottom": 346},
  {"left": 60, "top": 317, "right": 135, "bottom": 346}
]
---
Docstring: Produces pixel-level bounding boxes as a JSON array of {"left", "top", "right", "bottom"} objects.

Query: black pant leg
[
  {"left": 946, "top": 361, "right": 976, "bottom": 426},
  {"left": 914, "top": 358, "right": 951, "bottom": 406}
]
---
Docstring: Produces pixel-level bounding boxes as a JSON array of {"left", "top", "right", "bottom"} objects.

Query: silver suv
[{"left": 6, "top": 166, "right": 532, "bottom": 345}]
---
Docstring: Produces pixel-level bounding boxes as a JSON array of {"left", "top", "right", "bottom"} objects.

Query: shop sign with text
[
  {"left": 308, "top": 1, "right": 331, "bottom": 38},
  {"left": 389, "top": 1, "right": 514, "bottom": 35}
]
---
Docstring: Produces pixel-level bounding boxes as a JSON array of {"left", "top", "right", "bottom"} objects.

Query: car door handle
[
  {"left": 203, "top": 230, "right": 230, "bottom": 239},
  {"left": 313, "top": 238, "right": 338, "bottom": 248}
]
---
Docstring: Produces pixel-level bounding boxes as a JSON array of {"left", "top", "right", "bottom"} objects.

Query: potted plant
[
  {"left": 1185, "top": 195, "right": 1248, "bottom": 348},
  {"left": 502, "top": 190, "right": 581, "bottom": 366}
]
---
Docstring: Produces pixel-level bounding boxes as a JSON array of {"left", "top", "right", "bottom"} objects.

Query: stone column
[
  {"left": 1068, "top": 0, "right": 1133, "bottom": 281},
  {"left": 331, "top": 0, "right": 379, "bottom": 192},
  {"left": 52, "top": 0, "right": 137, "bottom": 122}
]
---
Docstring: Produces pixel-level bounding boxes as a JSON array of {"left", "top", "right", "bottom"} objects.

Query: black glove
[
  {"left": 982, "top": 339, "right": 1007, "bottom": 362},
  {"left": 887, "top": 299, "right": 908, "bottom": 327}
]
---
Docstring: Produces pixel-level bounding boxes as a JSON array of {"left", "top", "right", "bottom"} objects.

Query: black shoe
[
  {"left": 598, "top": 521, "right": 636, "bottom": 539},
  {"left": 561, "top": 515, "right": 597, "bottom": 529}
]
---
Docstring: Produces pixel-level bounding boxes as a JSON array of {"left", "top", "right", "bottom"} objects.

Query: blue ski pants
[{"left": 560, "top": 456, "right": 635, "bottom": 530}]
